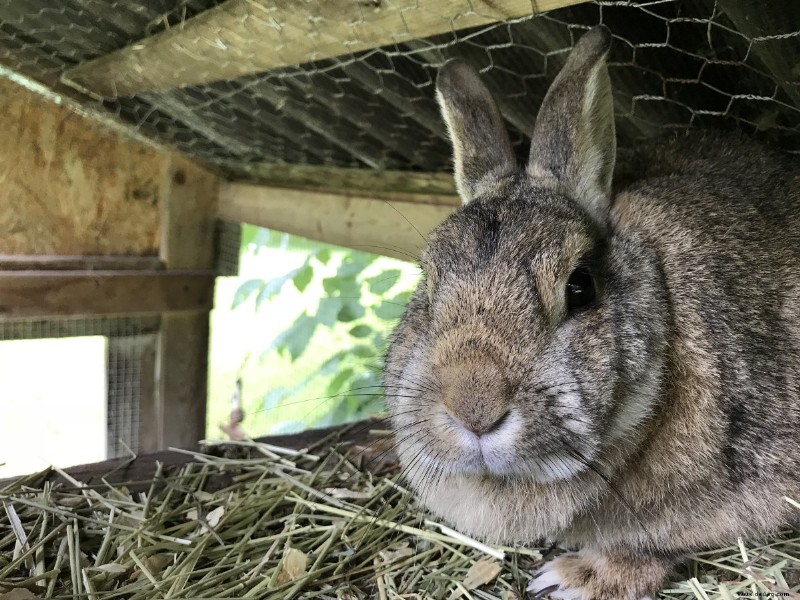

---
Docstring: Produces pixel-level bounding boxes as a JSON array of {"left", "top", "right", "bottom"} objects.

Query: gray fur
[{"left": 385, "top": 25, "right": 800, "bottom": 599}]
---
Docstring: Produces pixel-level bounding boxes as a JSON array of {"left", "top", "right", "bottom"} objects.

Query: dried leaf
[
  {"left": 92, "top": 563, "right": 129, "bottom": 574},
  {"left": 85, "top": 563, "right": 129, "bottom": 583},
  {"left": 205, "top": 506, "right": 225, "bottom": 528},
  {"left": 56, "top": 495, "right": 86, "bottom": 508},
  {"left": 275, "top": 548, "right": 308, "bottom": 585},
  {"left": 324, "top": 487, "right": 373, "bottom": 500},
  {"left": 144, "top": 553, "right": 172, "bottom": 574},
  {"left": 378, "top": 543, "right": 414, "bottom": 565},
  {"left": 194, "top": 491, "right": 215, "bottom": 502},
  {"left": 462, "top": 557, "right": 502, "bottom": 589}
]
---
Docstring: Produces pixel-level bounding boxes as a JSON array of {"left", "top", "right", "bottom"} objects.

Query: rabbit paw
[{"left": 526, "top": 549, "right": 667, "bottom": 600}]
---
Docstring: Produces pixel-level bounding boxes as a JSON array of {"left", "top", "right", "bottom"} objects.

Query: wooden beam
[
  {"left": 61, "top": 0, "right": 590, "bottom": 97},
  {"left": 219, "top": 182, "right": 458, "bottom": 261},
  {"left": 220, "top": 163, "right": 458, "bottom": 200},
  {"left": 153, "top": 156, "right": 219, "bottom": 453},
  {"left": 0, "top": 255, "right": 164, "bottom": 271},
  {"left": 0, "top": 271, "right": 214, "bottom": 318}
]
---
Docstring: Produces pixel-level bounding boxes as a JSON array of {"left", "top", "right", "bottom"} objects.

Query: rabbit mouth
[{"left": 422, "top": 409, "right": 596, "bottom": 483}]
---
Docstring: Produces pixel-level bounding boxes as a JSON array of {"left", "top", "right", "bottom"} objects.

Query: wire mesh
[
  {"left": 0, "top": 317, "right": 160, "bottom": 458},
  {"left": 215, "top": 220, "right": 242, "bottom": 276},
  {"left": 0, "top": 0, "right": 797, "bottom": 179}
]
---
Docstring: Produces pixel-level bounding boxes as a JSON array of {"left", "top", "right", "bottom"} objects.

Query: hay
[{"left": 0, "top": 439, "right": 798, "bottom": 599}]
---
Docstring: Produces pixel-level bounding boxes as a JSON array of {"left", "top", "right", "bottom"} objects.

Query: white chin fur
[{"left": 439, "top": 410, "right": 590, "bottom": 483}]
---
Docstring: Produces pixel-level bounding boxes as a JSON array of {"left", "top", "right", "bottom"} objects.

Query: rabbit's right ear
[{"left": 436, "top": 60, "right": 516, "bottom": 204}]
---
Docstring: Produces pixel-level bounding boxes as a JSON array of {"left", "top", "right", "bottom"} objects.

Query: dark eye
[{"left": 566, "top": 267, "right": 596, "bottom": 311}]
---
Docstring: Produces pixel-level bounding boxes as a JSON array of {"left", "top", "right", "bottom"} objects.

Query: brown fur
[{"left": 385, "top": 25, "right": 800, "bottom": 599}]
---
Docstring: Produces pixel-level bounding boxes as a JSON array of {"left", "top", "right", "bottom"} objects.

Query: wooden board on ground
[{"left": 0, "top": 419, "right": 391, "bottom": 493}]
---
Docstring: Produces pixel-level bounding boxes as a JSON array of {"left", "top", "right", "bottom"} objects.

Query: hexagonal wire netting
[{"left": 1, "top": 0, "right": 798, "bottom": 180}]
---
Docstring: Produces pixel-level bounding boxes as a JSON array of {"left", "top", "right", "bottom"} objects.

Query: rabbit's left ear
[{"left": 528, "top": 26, "right": 616, "bottom": 225}]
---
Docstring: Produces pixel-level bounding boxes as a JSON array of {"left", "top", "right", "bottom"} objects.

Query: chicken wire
[{"left": 0, "top": 0, "right": 798, "bottom": 178}]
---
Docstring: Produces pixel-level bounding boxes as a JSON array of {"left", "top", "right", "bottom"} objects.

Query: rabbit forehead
[{"left": 426, "top": 185, "right": 599, "bottom": 276}]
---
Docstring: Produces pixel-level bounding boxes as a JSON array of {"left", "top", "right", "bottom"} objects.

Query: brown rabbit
[{"left": 384, "top": 25, "right": 800, "bottom": 599}]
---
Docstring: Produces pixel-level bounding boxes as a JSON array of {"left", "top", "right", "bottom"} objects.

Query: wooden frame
[
  {"left": 219, "top": 180, "right": 458, "bottom": 261},
  {"left": 0, "top": 271, "right": 213, "bottom": 318},
  {"left": 61, "top": 0, "right": 589, "bottom": 96},
  {"left": 153, "top": 156, "right": 219, "bottom": 453},
  {"left": 2, "top": 74, "right": 219, "bottom": 455}
]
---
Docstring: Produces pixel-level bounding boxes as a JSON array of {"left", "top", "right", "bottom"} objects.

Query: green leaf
[
  {"left": 373, "top": 331, "right": 386, "bottom": 351},
  {"left": 293, "top": 264, "right": 314, "bottom": 292},
  {"left": 367, "top": 269, "right": 402, "bottom": 295},
  {"left": 349, "top": 324, "right": 372, "bottom": 338},
  {"left": 315, "top": 248, "right": 332, "bottom": 264},
  {"left": 263, "top": 387, "right": 289, "bottom": 412},
  {"left": 322, "top": 276, "right": 361, "bottom": 298},
  {"left": 337, "top": 301, "right": 365, "bottom": 322},
  {"left": 391, "top": 291, "right": 412, "bottom": 306},
  {"left": 265, "top": 313, "right": 318, "bottom": 362},
  {"left": 231, "top": 279, "right": 264, "bottom": 309},
  {"left": 286, "top": 314, "right": 318, "bottom": 361},
  {"left": 351, "top": 345, "right": 375, "bottom": 359},
  {"left": 374, "top": 301, "right": 401, "bottom": 320},
  {"left": 336, "top": 252, "right": 378, "bottom": 278},
  {"left": 255, "top": 269, "right": 298, "bottom": 310},
  {"left": 316, "top": 297, "right": 342, "bottom": 327},
  {"left": 240, "top": 224, "right": 258, "bottom": 251},
  {"left": 326, "top": 368, "right": 354, "bottom": 396}
]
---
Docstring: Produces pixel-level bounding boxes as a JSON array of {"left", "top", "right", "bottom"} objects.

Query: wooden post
[{"left": 152, "top": 156, "right": 219, "bottom": 452}]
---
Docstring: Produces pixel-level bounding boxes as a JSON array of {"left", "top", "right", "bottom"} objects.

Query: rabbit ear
[
  {"left": 527, "top": 26, "right": 615, "bottom": 225},
  {"left": 436, "top": 60, "right": 517, "bottom": 204}
]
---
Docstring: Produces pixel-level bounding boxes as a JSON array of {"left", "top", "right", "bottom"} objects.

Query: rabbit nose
[
  {"left": 440, "top": 360, "right": 512, "bottom": 437},
  {"left": 448, "top": 406, "right": 510, "bottom": 437}
]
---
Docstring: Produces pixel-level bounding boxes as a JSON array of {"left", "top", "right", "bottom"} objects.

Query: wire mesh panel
[
  {"left": 0, "top": 1, "right": 797, "bottom": 178},
  {"left": 215, "top": 219, "right": 242, "bottom": 276},
  {"left": 0, "top": 317, "right": 160, "bottom": 458}
]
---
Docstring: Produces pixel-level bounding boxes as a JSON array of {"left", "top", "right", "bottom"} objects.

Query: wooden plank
[
  {"left": 0, "top": 418, "right": 390, "bottom": 493},
  {"left": 0, "top": 271, "right": 214, "bottom": 318},
  {"left": 60, "top": 0, "right": 590, "bottom": 97},
  {"left": 220, "top": 163, "right": 458, "bottom": 199},
  {"left": 155, "top": 156, "right": 219, "bottom": 452},
  {"left": 0, "top": 76, "right": 166, "bottom": 255},
  {"left": 219, "top": 182, "right": 458, "bottom": 261},
  {"left": 0, "top": 255, "right": 165, "bottom": 271}
]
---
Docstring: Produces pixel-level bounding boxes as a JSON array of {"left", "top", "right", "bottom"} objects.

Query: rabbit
[{"left": 384, "top": 24, "right": 800, "bottom": 600}]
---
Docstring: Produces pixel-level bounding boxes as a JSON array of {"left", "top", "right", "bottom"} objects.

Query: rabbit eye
[{"left": 566, "top": 267, "right": 595, "bottom": 311}]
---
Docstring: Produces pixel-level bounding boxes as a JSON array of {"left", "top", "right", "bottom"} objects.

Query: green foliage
[{"left": 232, "top": 228, "right": 417, "bottom": 430}]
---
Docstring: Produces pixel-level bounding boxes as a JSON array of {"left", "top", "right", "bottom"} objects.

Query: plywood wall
[{"left": 0, "top": 77, "right": 167, "bottom": 255}]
